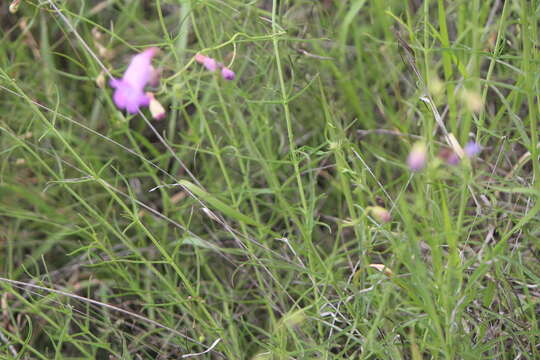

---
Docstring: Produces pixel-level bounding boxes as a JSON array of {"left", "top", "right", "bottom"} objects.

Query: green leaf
[{"left": 178, "top": 180, "right": 258, "bottom": 226}]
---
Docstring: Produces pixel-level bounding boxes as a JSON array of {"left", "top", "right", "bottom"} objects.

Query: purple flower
[
  {"left": 407, "top": 142, "right": 428, "bottom": 172},
  {"left": 110, "top": 47, "right": 159, "bottom": 114},
  {"left": 464, "top": 141, "right": 481, "bottom": 158},
  {"left": 195, "top": 53, "right": 236, "bottom": 79},
  {"left": 195, "top": 53, "right": 218, "bottom": 72},
  {"left": 203, "top": 58, "right": 218, "bottom": 72},
  {"left": 221, "top": 67, "right": 236, "bottom": 80}
]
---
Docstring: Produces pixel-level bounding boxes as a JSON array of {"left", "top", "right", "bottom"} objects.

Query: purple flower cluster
[
  {"left": 195, "top": 53, "right": 236, "bottom": 81},
  {"left": 108, "top": 49, "right": 237, "bottom": 118},
  {"left": 407, "top": 140, "right": 482, "bottom": 172}
]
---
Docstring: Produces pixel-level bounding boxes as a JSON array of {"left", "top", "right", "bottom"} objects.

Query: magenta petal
[
  {"left": 125, "top": 93, "right": 146, "bottom": 113},
  {"left": 221, "top": 67, "right": 236, "bottom": 80},
  {"left": 122, "top": 49, "right": 157, "bottom": 89},
  {"left": 112, "top": 79, "right": 148, "bottom": 114},
  {"left": 110, "top": 78, "right": 120, "bottom": 88},
  {"left": 203, "top": 57, "right": 218, "bottom": 72},
  {"left": 138, "top": 93, "right": 150, "bottom": 108},
  {"left": 124, "top": 90, "right": 149, "bottom": 114},
  {"left": 126, "top": 101, "right": 141, "bottom": 114},
  {"left": 110, "top": 48, "right": 159, "bottom": 114},
  {"left": 112, "top": 87, "right": 127, "bottom": 110}
]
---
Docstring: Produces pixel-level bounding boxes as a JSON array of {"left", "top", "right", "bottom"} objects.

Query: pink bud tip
[
  {"left": 194, "top": 53, "right": 207, "bottom": 64},
  {"left": 144, "top": 47, "right": 159, "bottom": 57}
]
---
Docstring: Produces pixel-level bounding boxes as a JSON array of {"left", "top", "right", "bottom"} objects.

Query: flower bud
[
  {"left": 96, "top": 71, "right": 106, "bottom": 89},
  {"left": 221, "top": 67, "right": 236, "bottom": 80},
  {"left": 146, "top": 92, "right": 166, "bottom": 120},
  {"left": 368, "top": 206, "right": 391, "bottom": 224},
  {"left": 407, "top": 142, "right": 428, "bottom": 172},
  {"left": 9, "top": 0, "right": 21, "bottom": 13}
]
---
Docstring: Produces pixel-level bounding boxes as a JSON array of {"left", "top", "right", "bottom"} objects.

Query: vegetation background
[{"left": 1, "top": 0, "right": 539, "bottom": 358}]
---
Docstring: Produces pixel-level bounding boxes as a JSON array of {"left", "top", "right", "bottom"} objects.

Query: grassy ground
[{"left": 1, "top": 0, "right": 539, "bottom": 358}]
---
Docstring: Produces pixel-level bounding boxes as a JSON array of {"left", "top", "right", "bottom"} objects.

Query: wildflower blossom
[
  {"left": 407, "top": 142, "right": 428, "bottom": 172},
  {"left": 464, "top": 141, "right": 481, "bottom": 158},
  {"left": 195, "top": 53, "right": 236, "bottom": 80},
  {"left": 221, "top": 67, "right": 236, "bottom": 80},
  {"left": 110, "top": 47, "right": 159, "bottom": 114},
  {"left": 195, "top": 53, "right": 218, "bottom": 72}
]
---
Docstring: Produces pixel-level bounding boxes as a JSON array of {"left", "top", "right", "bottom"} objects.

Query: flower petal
[
  {"left": 464, "top": 141, "right": 481, "bottom": 158},
  {"left": 110, "top": 48, "right": 159, "bottom": 114},
  {"left": 407, "top": 142, "right": 428, "bottom": 172},
  {"left": 221, "top": 67, "right": 236, "bottom": 80}
]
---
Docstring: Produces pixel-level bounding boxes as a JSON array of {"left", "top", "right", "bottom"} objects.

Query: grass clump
[{"left": 1, "top": 0, "right": 539, "bottom": 358}]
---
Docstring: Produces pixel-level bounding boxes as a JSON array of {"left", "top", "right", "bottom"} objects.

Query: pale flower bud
[
  {"left": 407, "top": 142, "right": 428, "bottom": 172},
  {"left": 9, "top": 0, "right": 21, "bottom": 13},
  {"left": 146, "top": 92, "right": 166, "bottom": 120},
  {"left": 96, "top": 71, "right": 106, "bottom": 89},
  {"left": 368, "top": 206, "right": 391, "bottom": 224}
]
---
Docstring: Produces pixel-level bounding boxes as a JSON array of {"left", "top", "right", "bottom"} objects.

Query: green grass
[{"left": 1, "top": 0, "right": 540, "bottom": 358}]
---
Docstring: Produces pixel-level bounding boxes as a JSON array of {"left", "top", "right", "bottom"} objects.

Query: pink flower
[
  {"left": 195, "top": 53, "right": 236, "bottom": 79},
  {"left": 407, "top": 142, "right": 428, "bottom": 172},
  {"left": 110, "top": 47, "right": 159, "bottom": 114},
  {"left": 195, "top": 53, "right": 218, "bottom": 72},
  {"left": 221, "top": 67, "right": 236, "bottom": 80}
]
